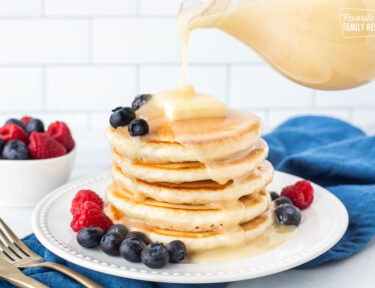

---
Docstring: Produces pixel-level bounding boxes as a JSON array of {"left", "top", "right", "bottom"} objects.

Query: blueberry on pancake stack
[{"left": 105, "top": 88, "right": 274, "bottom": 254}]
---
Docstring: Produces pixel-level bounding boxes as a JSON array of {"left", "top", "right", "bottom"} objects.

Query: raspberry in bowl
[{"left": 0, "top": 117, "right": 76, "bottom": 207}]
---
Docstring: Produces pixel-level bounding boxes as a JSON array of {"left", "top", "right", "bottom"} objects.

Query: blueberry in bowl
[
  {"left": 5, "top": 118, "right": 26, "bottom": 130},
  {"left": 26, "top": 118, "right": 45, "bottom": 134},
  {"left": 2, "top": 140, "right": 29, "bottom": 160},
  {"left": 0, "top": 116, "right": 76, "bottom": 206}
]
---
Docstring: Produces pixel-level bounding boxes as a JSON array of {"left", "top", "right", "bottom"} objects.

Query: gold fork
[{"left": 0, "top": 218, "right": 103, "bottom": 288}]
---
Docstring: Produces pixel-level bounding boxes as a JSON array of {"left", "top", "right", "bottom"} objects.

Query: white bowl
[{"left": 0, "top": 148, "right": 76, "bottom": 207}]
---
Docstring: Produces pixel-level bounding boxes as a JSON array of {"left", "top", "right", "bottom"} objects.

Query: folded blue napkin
[
  {"left": 263, "top": 116, "right": 375, "bottom": 268},
  {"left": 1, "top": 116, "right": 374, "bottom": 287}
]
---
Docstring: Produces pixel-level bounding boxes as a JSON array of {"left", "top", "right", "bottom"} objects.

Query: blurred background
[{"left": 0, "top": 0, "right": 374, "bottom": 157}]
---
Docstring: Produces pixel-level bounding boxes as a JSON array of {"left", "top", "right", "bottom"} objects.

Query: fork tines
[{"left": 0, "top": 218, "right": 35, "bottom": 262}]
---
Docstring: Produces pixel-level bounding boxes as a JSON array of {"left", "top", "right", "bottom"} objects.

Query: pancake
[
  {"left": 105, "top": 102, "right": 278, "bottom": 255},
  {"left": 106, "top": 109, "right": 262, "bottom": 164},
  {"left": 105, "top": 204, "right": 274, "bottom": 252},
  {"left": 106, "top": 184, "right": 271, "bottom": 232},
  {"left": 112, "top": 139, "right": 268, "bottom": 184},
  {"left": 111, "top": 160, "right": 274, "bottom": 204}
]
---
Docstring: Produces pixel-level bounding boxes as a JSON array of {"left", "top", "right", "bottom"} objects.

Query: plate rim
[{"left": 32, "top": 170, "right": 349, "bottom": 284}]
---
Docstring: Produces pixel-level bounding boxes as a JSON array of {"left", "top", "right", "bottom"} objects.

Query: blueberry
[
  {"left": 270, "top": 191, "right": 280, "bottom": 201},
  {"left": 274, "top": 196, "right": 293, "bottom": 206},
  {"left": 0, "top": 138, "right": 4, "bottom": 155},
  {"left": 26, "top": 118, "right": 44, "bottom": 134},
  {"left": 275, "top": 204, "right": 302, "bottom": 226},
  {"left": 110, "top": 107, "right": 135, "bottom": 129},
  {"left": 141, "top": 243, "right": 169, "bottom": 269},
  {"left": 5, "top": 118, "right": 25, "bottom": 130},
  {"left": 77, "top": 227, "right": 104, "bottom": 248},
  {"left": 120, "top": 238, "right": 146, "bottom": 263},
  {"left": 128, "top": 119, "right": 149, "bottom": 137},
  {"left": 100, "top": 232, "right": 125, "bottom": 256},
  {"left": 132, "top": 94, "right": 152, "bottom": 111},
  {"left": 106, "top": 224, "right": 129, "bottom": 237},
  {"left": 2, "top": 140, "right": 29, "bottom": 160},
  {"left": 166, "top": 240, "right": 186, "bottom": 263},
  {"left": 125, "top": 231, "right": 150, "bottom": 245}
]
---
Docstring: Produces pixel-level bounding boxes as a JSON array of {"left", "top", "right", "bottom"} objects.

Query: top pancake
[{"left": 106, "top": 109, "right": 262, "bottom": 164}]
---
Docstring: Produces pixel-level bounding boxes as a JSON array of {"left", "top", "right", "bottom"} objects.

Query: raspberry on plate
[
  {"left": 71, "top": 190, "right": 104, "bottom": 216},
  {"left": 281, "top": 180, "right": 314, "bottom": 210},
  {"left": 0, "top": 123, "right": 29, "bottom": 144},
  {"left": 28, "top": 132, "right": 67, "bottom": 159},
  {"left": 47, "top": 121, "right": 75, "bottom": 152},
  {"left": 71, "top": 201, "right": 113, "bottom": 232},
  {"left": 21, "top": 116, "right": 33, "bottom": 127}
]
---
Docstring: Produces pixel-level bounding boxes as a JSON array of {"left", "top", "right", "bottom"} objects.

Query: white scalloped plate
[{"left": 32, "top": 171, "right": 348, "bottom": 284}]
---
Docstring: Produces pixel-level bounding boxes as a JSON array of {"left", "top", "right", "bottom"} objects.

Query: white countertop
[{"left": 2, "top": 132, "right": 375, "bottom": 288}]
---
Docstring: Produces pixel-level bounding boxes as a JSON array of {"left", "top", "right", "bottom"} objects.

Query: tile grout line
[
  {"left": 135, "top": 64, "right": 141, "bottom": 94},
  {"left": 42, "top": 66, "right": 47, "bottom": 111},
  {"left": 0, "top": 15, "right": 173, "bottom": 20},
  {"left": 87, "top": 111, "right": 92, "bottom": 130},
  {"left": 88, "top": 18, "right": 93, "bottom": 64},
  {"left": 136, "top": 0, "right": 141, "bottom": 17},
  {"left": 40, "top": 0, "right": 45, "bottom": 17},
  {"left": 225, "top": 64, "right": 231, "bottom": 105},
  {"left": 0, "top": 63, "right": 265, "bottom": 68}
]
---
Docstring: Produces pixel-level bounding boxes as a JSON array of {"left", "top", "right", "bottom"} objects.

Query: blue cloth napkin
[
  {"left": 263, "top": 116, "right": 375, "bottom": 268},
  {"left": 1, "top": 116, "right": 375, "bottom": 287}
]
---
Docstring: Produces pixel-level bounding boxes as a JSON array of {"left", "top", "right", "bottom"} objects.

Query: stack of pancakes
[{"left": 105, "top": 110, "right": 274, "bottom": 252}]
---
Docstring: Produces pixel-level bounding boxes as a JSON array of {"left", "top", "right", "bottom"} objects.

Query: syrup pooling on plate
[
  {"left": 106, "top": 202, "right": 296, "bottom": 263},
  {"left": 189, "top": 222, "right": 296, "bottom": 264}
]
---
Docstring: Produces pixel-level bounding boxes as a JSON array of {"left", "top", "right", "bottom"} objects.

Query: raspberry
[
  {"left": 281, "top": 180, "right": 314, "bottom": 210},
  {"left": 47, "top": 121, "right": 75, "bottom": 152},
  {"left": 0, "top": 123, "right": 29, "bottom": 144},
  {"left": 28, "top": 132, "right": 67, "bottom": 159},
  {"left": 71, "top": 190, "right": 104, "bottom": 216},
  {"left": 21, "top": 116, "right": 33, "bottom": 127},
  {"left": 70, "top": 201, "right": 112, "bottom": 232}
]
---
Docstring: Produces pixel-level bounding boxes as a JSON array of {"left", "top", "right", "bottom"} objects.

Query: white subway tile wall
[
  {"left": 46, "top": 66, "right": 137, "bottom": 110},
  {"left": 44, "top": 0, "right": 137, "bottom": 16},
  {"left": 140, "top": 65, "right": 228, "bottom": 101},
  {"left": 0, "top": 68, "right": 43, "bottom": 111},
  {"left": 0, "top": 19, "right": 89, "bottom": 64},
  {"left": 0, "top": 0, "right": 374, "bottom": 137},
  {"left": 0, "top": 0, "right": 41, "bottom": 16}
]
